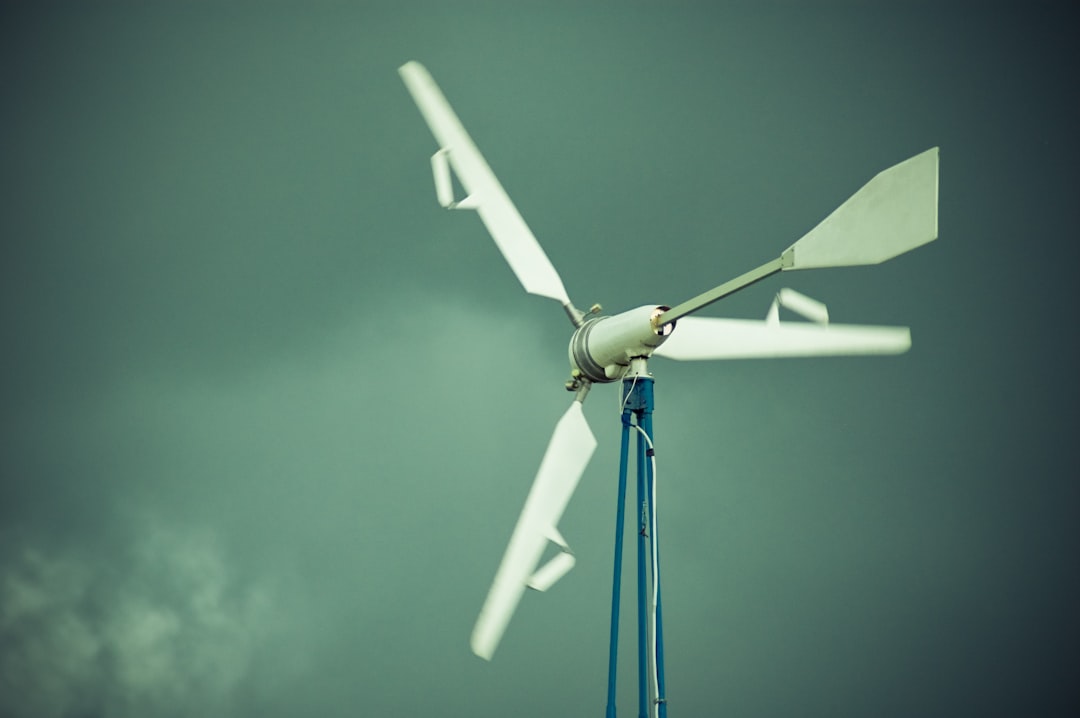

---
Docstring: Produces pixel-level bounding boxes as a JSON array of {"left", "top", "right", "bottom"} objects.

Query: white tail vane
[
  {"left": 781, "top": 147, "right": 939, "bottom": 270},
  {"left": 658, "top": 147, "right": 939, "bottom": 327},
  {"left": 399, "top": 61, "right": 572, "bottom": 305},
  {"left": 470, "top": 400, "right": 597, "bottom": 661}
]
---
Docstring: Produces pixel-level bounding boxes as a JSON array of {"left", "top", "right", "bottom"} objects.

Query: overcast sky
[{"left": 1, "top": 3, "right": 1077, "bottom": 717}]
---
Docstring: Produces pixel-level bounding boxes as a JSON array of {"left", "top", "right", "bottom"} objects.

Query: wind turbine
[{"left": 399, "top": 61, "right": 938, "bottom": 718}]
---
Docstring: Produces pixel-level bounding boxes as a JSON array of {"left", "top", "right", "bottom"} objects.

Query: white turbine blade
[
  {"left": 471, "top": 401, "right": 597, "bottom": 661},
  {"left": 399, "top": 61, "right": 571, "bottom": 304},
  {"left": 654, "top": 316, "right": 911, "bottom": 361},
  {"left": 782, "top": 147, "right": 939, "bottom": 270}
]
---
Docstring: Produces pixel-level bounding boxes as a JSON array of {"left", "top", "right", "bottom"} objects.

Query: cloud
[
  {"left": 0, "top": 292, "right": 570, "bottom": 718},
  {"left": 0, "top": 520, "right": 273, "bottom": 718}
]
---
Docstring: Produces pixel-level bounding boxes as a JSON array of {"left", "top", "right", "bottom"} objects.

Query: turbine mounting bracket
[{"left": 565, "top": 370, "right": 593, "bottom": 396}]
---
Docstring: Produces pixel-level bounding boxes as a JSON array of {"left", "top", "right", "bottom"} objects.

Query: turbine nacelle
[{"left": 568, "top": 305, "right": 675, "bottom": 384}]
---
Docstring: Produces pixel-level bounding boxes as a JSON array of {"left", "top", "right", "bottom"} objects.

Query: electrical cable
[{"left": 620, "top": 372, "right": 639, "bottom": 412}]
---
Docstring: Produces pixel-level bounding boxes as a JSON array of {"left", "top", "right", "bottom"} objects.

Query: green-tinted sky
[{"left": 2, "top": 3, "right": 1076, "bottom": 716}]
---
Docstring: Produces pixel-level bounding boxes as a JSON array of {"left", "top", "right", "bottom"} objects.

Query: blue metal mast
[
  {"left": 606, "top": 399, "right": 633, "bottom": 718},
  {"left": 606, "top": 362, "right": 667, "bottom": 717}
]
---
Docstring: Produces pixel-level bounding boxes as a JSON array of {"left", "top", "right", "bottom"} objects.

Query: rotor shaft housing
[{"left": 568, "top": 305, "right": 673, "bottom": 383}]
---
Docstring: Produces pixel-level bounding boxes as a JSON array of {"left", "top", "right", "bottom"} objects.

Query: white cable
[{"left": 620, "top": 373, "right": 640, "bottom": 412}]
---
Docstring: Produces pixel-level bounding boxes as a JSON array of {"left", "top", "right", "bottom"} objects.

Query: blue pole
[
  {"left": 636, "top": 421, "right": 649, "bottom": 718},
  {"left": 606, "top": 405, "right": 633, "bottom": 718},
  {"left": 633, "top": 377, "right": 655, "bottom": 718},
  {"left": 639, "top": 398, "right": 667, "bottom": 718}
]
